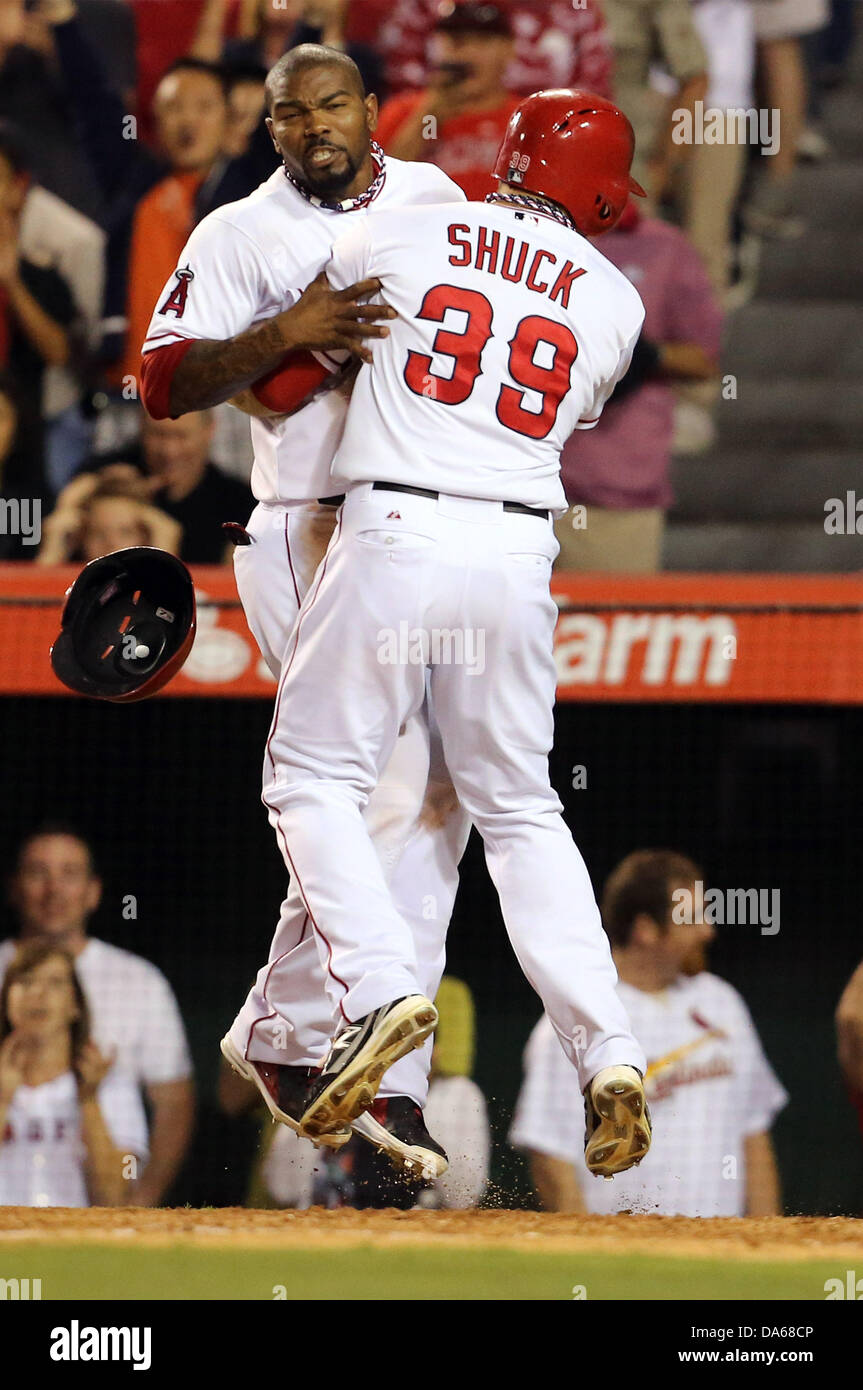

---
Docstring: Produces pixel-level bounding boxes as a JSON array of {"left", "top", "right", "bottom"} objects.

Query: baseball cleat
[
  {"left": 351, "top": 1096, "right": 449, "bottom": 1181},
  {"left": 220, "top": 1034, "right": 350, "bottom": 1149},
  {"left": 584, "top": 1065, "right": 652, "bottom": 1178},
  {"left": 299, "top": 995, "right": 438, "bottom": 1141}
]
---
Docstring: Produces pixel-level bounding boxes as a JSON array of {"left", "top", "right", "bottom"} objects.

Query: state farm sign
[{"left": 555, "top": 613, "right": 736, "bottom": 689}]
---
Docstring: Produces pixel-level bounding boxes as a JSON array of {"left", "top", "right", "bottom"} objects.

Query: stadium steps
[
  {"left": 722, "top": 301, "right": 863, "bottom": 375},
  {"left": 663, "top": 57, "right": 863, "bottom": 572},
  {"left": 672, "top": 449, "right": 863, "bottom": 521},
  {"left": 665, "top": 522, "right": 863, "bottom": 572},
  {"left": 756, "top": 224, "right": 863, "bottom": 301}
]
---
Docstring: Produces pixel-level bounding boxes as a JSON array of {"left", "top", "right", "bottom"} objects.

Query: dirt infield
[{"left": 2, "top": 1207, "right": 862, "bottom": 1264}]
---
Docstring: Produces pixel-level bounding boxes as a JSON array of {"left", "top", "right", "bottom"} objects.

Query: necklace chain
[
  {"left": 284, "top": 141, "right": 387, "bottom": 212},
  {"left": 485, "top": 190, "right": 576, "bottom": 232}
]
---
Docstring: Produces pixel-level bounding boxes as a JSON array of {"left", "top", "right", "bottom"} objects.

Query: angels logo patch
[{"left": 159, "top": 265, "right": 195, "bottom": 318}]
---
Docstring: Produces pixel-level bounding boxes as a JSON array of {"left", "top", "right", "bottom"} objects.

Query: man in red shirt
[
  {"left": 375, "top": 1, "right": 519, "bottom": 201},
  {"left": 379, "top": 0, "right": 612, "bottom": 98},
  {"left": 556, "top": 200, "right": 722, "bottom": 572}
]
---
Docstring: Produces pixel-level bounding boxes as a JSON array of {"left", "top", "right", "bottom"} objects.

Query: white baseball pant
[
  {"left": 228, "top": 500, "right": 469, "bottom": 1105},
  {"left": 261, "top": 485, "right": 646, "bottom": 1091}
]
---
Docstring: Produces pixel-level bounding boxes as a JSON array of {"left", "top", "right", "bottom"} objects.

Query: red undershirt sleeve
[{"left": 140, "top": 341, "right": 333, "bottom": 419}]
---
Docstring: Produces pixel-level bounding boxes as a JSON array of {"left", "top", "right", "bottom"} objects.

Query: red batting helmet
[
  {"left": 493, "top": 89, "right": 646, "bottom": 236},
  {"left": 51, "top": 548, "right": 196, "bottom": 703}
]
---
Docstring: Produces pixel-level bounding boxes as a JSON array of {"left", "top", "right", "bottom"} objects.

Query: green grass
[{"left": 0, "top": 1244, "right": 846, "bottom": 1301}]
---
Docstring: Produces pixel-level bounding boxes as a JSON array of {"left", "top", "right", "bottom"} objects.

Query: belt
[
  {"left": 317, "top": 494, "right": 346, "bottom": 507},
  {"left": 371, "top": 481, "right": 550, "bottom": 520}
]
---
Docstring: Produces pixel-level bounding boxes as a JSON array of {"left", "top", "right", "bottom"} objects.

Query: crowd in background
[
  {"left": 2, "top": 822, "right": 861, "bottom": 1214},
  {"left": 0, "top": 0, "right": 857, "bottom": 568}
]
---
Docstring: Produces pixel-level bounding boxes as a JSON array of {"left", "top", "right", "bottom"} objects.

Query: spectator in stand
[
  {"left": 36, "top": 469, "right": 182, "bottom": 565},
  {"left": 555, "top": 201, "right": 722, "bottom": 573},
  {"left": 38, "top": 0, "right": 276, "bottom": 394},
  {"left": 222, "top": 62, "right": 269, "bottom": 159},
  {"left": 603, "top": 0, "right": 708, "bottom": 204},
  {"left": 379, "top": 0, "right": 613, "bottom": 99},
  {"left": 0, "top": 824, "right": 195, "bottom": 1207},
  {"left": 677, "top": 0, "right": 756, "bottom": 298},
  {"left": 0, "top": 122, "right": 76, "bottom": 505},
  {"left": 0, "top": 941, "right": 142, "bottom": 1207},
  {"left": 191, "top": 0, "right": 383, "bottom": 102},
  {"left": 0, "top": 0, "right": 103, "bottom": 220},
  {"left": 375, "top": 1, "right": 519, "bottom": 202},
  {"left": 744, "top": 0, "right": 829, "bottom": 238},
  {"left": 140, "top": 409, "right": 253, "bottom": 564},
  {"left": 2, "top": 115, "right": 107, "bottom": 493},
  {"left": 836, "top": 960, "right": 863, "bottom": 1145},
  {"left": 510, "top": 850, "right": 788, "bottom": 1217}
]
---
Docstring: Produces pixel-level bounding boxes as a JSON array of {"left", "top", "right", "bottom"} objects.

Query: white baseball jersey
[
  {"left": 510, "top": 973, "right": 788, "bottom": 1217},
  {"left": 326, "top": 200, "right": 645, "bottom": 514},
  {"left": 142, "top": 158, "right": 465, "bottom": 506},
  {"left": 0, "top": 1071, "right": 148, "bottom": 1207},
  {"left": 0, "top": 938, "right": 192, "bottom": 1093}
]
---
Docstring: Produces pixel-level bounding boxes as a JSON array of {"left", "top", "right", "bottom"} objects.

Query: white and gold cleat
[
  {"left": 584, "top": 1065, "right": 652, "bottom": 1178},
  {"left": 299, "top": 995, "right": 438, "bottom": 1142}
]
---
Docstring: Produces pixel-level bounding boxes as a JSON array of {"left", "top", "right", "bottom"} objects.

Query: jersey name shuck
[{"left": 446, "top": 222, "right": 587, "bottom": 309}]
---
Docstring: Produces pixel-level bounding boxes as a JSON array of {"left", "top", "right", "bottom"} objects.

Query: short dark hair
[
  {"left": 265, "top": 44, "right": 366, "bottom": 112},
  {"left": 601, "top": 849, "right": 702, "bottom": 949},
  {"left": 15, "top": 821, "right": 99, "bottom": 878},
  {"left": 224, "top": 60, "right": 268, "bottom": 91},
  {"left": 156, "top": 57, "right": 230, "bottom": 100}
]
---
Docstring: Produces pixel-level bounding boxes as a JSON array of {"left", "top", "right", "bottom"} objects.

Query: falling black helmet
[{"left": 50, "top": 548, "right": 196, "bottom": 702}]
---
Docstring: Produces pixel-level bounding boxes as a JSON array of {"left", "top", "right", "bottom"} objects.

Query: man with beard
[
  {"left": 510, "top": 850, "right": 788, "bottom": 1216},
  {"left": 140, "top": 46, "right": 469, "bottom": 1185}
]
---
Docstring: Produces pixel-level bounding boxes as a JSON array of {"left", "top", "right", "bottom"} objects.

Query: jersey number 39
[{"left": 403, "top": 284, "right": 578, "bottom": 441}]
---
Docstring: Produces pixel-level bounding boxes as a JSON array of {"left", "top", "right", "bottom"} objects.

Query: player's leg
[
  {"left": 228, "top": 502, "right": 338, "bottom": 1073},
  {"left": 375, "top": 687, "right": 471, "bottom": 1106},
  {"left": 429, "top": 506, "right": 646, "bottom": 1090},
  {"left": 233, "top": 500, "right": 339, "bottom": 676},
  {"left": 352, "top": 763, "right": 469, "bottom": 1177},
  {"left": 234, "top": 496, "right": 465, "bottom": 1149},
  {"left": 261, "top": 500, "right": 435, "bottom": 1025},
  {"left": 232, "top": 506, "right": 465, "bottom": 1114},
  {"left": 231, "top": 708, "right": 463, "bottom": 1088},
  {"left": 227, "top": 886, "right": 331, "bottom": 1067}
]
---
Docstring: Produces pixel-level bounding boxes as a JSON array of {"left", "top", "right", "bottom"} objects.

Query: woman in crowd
[{"left": 0, "top": 941, "right": 144, "bottom": 1206}]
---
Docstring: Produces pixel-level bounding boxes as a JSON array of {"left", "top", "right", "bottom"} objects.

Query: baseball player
[
  {"left": 259, "top": 90, "right": 654, "bottom": 1178},
  {"left": 140, "top": 45, "right": 472, "bottom": 1180}
]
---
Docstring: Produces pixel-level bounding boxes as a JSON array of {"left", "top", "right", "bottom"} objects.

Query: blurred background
[{"left": 0, "top": 0, "right": 861, "bottom": 1219}]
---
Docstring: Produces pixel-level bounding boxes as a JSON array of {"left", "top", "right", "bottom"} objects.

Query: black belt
[
  {"left": 371, "top": 481, "right": 549, "bottom": 520},
  {"left": 317, "top": 494, "right": 346, "bottom": 507}
]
